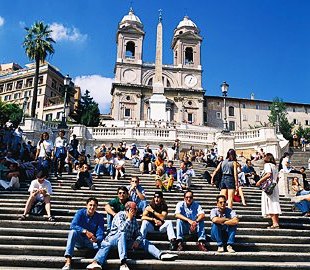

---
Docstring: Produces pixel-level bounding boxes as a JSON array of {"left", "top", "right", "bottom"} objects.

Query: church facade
[{"left": 110, "top": 9, "right": 205, "bottom": 125}]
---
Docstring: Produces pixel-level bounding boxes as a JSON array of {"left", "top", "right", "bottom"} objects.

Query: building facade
[
  {"left": 110, "top": 9, "right": 205, "bottom": 125},
  {"left": 0, "top": 62, "right": 79, "bottom": 121}
]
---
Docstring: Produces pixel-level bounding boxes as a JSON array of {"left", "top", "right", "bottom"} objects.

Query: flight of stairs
[{"left": 0, "top": 161, "right": 310, "bottom": 270}]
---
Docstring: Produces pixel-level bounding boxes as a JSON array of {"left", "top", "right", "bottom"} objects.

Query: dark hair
[
  {"left": 183, "top": 189, "right": 193, "bottom": 198},
  {"left": 117, "top": 186, "right": 129, "bottom": 194},
  {"left": 150, "top": 191, "right": 166, "bottom": 209},
  {"left": 131, "top": 176, "right": 139, "bottom": 182},
  {"left": 226, "top": 149, "right": 237, "bottom": 161},
  {"left": 216, "top": 194, "right": 226, "bottom": 202},
  {"left": 36, "top": 170, "right": 48, "bottom": 179},
  {"left": 39, "top": 132, "right": 49, "bottom": 144},
  {"left": 86, "top": 197, "right": 98, "bottom": 205},
  {"left": 167, "top": 160, "right": 174, "bottom": 164},
  {"left": 264, "top": 153, "right": 276, "bottom": 165},
  {"left": 246, "top": 159, "right": 251, "bottom": 163},
  {"left": 159, "top": 144, "right": 163, "bottom": 147}
]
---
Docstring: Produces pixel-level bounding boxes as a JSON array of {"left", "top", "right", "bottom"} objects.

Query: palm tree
[{"left": 23, "top": 21, "right": 55, "bottom": 118}]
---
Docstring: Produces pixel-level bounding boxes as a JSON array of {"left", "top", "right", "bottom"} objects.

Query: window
[
  {"left": 268, "top": 106, "right": 271, "bottom": 110},
  {"left": 187, "top": 113, "right": 193, "bottom": 123},
  {"left": 26, "top": 78, "right": 33, "bottom": 87},
  {"left": 125, "top": 108, "right": 131, "bottom": 117},
  {"left": 56, "top": 112, "right": 61, "bottom": 119},
  {"left": 126, "top": 95, "right": 131, "bottom": 101},
  {"left": 0, "top": 84, "right": 3, "bottom": 93},
  {"left": 216, "top": 112, "right": 221, "bottom": 119},
  {"left": 293, "top": 119, "right": 297, "bottom": 125},
  {"left": 184, "top": 47, "right": 193, "bottom": 64},
  {"left": 256, "top": 104, "right": 260, "bottom": 110},
  {"left": 147, "top": 78, "right": 153, "bottom": 86},
  {"left": 306, "top": 120, "right": 309, "bottom": 126},
  {"left": 45, "top": 113, "right": 53, "bottom": 121},
  {"left": 51, "top": 79, "right": 57, "bottom": 89},
  {"left": 306, "top": 108, "right": 308, "bottom": 114},
  {"left": 37, "top": 102, "right": 40, "bottom": 108},
  {"left": 16, "top": 80, "right": 23, "bottom": 89},
  {"left": 7, "top": 83, "right": 13, "bottom": 91},
  {"left": 228, "top": 106, "right": 234, "bottom": 116},
  {"left": 242, "top": 103, "right": 246, "bottom": 109},
  {"left": 229, "top": 121, "right": 235, "bottom": 131},
  {"left": 125, "top": 41, "right": 135, "bottom": 58},
  {"left": 4, "top": 95, "right": 11, "bottom": 101},
  {"left": 242, "top": 114, "right": 247, "bottom": 121},
  {"left": 292, "top": 108, "right": 296, "bottom": 112},
  {"left": 256, "top": 115, "right": 260, "bottom": 122},
  {"left": 38, "top": 88, "right": 42, "bottom": 95},
  {"left": 38, "top": 76, "right": 43, "bottom": 84},
  {"left": 166, "top": 79, "right": 171, "bottom": 87},
  {"left": 203, "top": 112, "right": 207, "bottom": 123},
  {"left": 13, "top": 93, "right": 20, "bottom": 99}
]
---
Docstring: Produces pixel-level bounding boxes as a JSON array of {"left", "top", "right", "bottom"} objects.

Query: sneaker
[
  {"left": 236, "top": 215, "right": 243, "bottom": 220},
  {"left": 61, "top": 264, "right": 71, "bottom": 270},
  {"left": 86, "top": 261, "right": 102, "bottom": 270},
  {"left": 119, "top": 263, "right": 130, "bottom": 270},
  {"left": 176, "top": 241, "right": 184, "bottom": 251},
  {"left": 90, "top": 184, "right": 96, "bottom": 190},
  {"left": 169, "top": 240, "right": 177, "bottom": 251},
  {"left": 227, "top": 245, "right": 235, "bottom": 253},
  {"left": 160, "top": 253, "right": 178, "bottom": 261},
  {"left": 197, "top": 241, "right": 208, "bottom": 252},
  {"left": 217, "top": 246, "right": 224, "bottom": 253}
]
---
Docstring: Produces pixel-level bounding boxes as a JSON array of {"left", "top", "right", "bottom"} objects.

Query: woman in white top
[
  {"left": 256, "top": 153, "right": 281, "bottom": 229},
  {"left": 35, "top": 132, "right": 54, "bottom": 172}
]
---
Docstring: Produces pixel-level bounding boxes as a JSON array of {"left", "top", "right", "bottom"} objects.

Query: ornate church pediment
[{"left": 118, "top": 25, "right": 145, "bottom": 35}]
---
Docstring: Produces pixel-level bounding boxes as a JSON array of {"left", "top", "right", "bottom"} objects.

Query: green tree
[
  {"left": 71, "top": 90, "right": 100, "bottom": 126},
  {"left": 0, "top": 100, "right": 23, "bottom": 126},
  {"left": 23, "top": 21, "right": 55, "bottom": 118},
  {"left": 295, "top": 125, "right": 310, "bottom": 141},
  {"left": 268, "top": 97, "right": 293, "bottom": 140}
]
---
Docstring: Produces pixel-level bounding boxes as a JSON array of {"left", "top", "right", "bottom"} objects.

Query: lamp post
[
  {"left": 58, "top": 74, "right": 71, "bottom": 129},
  {"left": 275, "top": 105, "right": 280, "bottom": 134},
  {"left": 21, "top": 96, "right": 29, "bottom": 124},
  {"left": 221, "top": 81, "right": 229, "bottom": 132}
]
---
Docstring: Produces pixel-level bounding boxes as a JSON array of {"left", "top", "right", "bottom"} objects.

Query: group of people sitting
[{"left": 61, "top": 190, "right": 240, "bottom": 270}]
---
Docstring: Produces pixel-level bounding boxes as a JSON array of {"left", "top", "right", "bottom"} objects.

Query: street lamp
[
  {"left": 221, "top": 81, "right": 229, "bottom": 132},
  {"left": 58, "top": 74, "right": 71, "bottom": 129},
  {"left": 275, "top": 105, "right": 280, "bottom": 134}
]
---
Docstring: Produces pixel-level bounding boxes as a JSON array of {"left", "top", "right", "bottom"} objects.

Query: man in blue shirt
[
  {"left": 175, "top": 190, "right": 208, "bottom": 252},
  {"left": 86, "top": 201, "right": 178, "bottom": 270},
  {"left": 210, "top": 195, "right": 240, "bottom": 253},
  {"left": 126, "top": 176, "right": 147, "bottom": 214},
  {"left": 62, "top": 197, "right": 104, "bottom": 270}
]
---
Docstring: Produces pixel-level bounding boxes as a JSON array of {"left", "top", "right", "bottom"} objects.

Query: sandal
[
  {"left": 47, "top": 216, "right": 56, "bottom": 222},
  {"left": 18, "top": 214, "right": 26, "bottom": 221},
  {"left": 267, "top": 224, "right": 280, "bottom": 229}
]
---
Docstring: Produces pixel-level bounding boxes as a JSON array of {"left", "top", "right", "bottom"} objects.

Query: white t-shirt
[
  {"left": 113, "top": 158, "right": 125, "bottom": 167},
  {"left": 28, "top": 179, "right": 53, "bottom": 200},
  {"left": 54, "top": 136, "right": 68, "bottom": 148},
  {"left": 281, "top": 157, "right": 291, "bottom": 173},
  {"left": 37, "top": 140, "right": 54, "bottom": 157}
]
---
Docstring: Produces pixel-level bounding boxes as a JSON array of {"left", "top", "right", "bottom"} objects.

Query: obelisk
[{"left": 149, "top": 10, "right": 167, "bottom": 121}]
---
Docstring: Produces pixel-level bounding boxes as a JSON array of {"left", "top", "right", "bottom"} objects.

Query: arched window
[
  {"left": 228, "top": 106, "right": 234, "bottom": 116},
  {"left": 125, "top": 41, "right": 135, "bottom": 58},
  {"left": 185, "top": 47, "right": 193, "bottom": 64},
  {"left": 147, "top": 78, "right": 153, "bottom": 86}
]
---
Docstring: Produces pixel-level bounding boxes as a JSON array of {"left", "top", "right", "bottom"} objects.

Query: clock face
[
  {"left": 123, "top": 69, "right": 136, "bottom": 83},
  {"left": 184, "top": 74, "right": 198, "bottom": 87}
]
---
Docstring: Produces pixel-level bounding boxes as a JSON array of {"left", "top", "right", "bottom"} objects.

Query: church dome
[
  {"left": 176, "top": 16, "right": 197, "bottom": 29},
  {"left": 120, "top": 8, "right": 142, "bottom": 27}
]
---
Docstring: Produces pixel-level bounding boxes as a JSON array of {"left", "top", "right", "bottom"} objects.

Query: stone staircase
[
  {"left": 289, "top": 148, "right": 310, "bottom": 170},
  {"left": 0, "top": 161, "right": 310, "bottom": 270}
]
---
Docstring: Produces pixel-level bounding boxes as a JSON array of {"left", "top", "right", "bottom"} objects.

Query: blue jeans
[
  {"left": 94, "top": 232, "right": 162, "bottom": 265},
  {"left": 94, "top": 164, "right": 113, "bottom": 176},
  {"left": 38, "top": 157, "right": 50, "bottom": 172},
  {"left": 176, "top": 219, "right": 206, "bottom": 241},
  {"left": 137, "top": 200, "right": 147, "bottom": 214},
  {"left": 211, "top": 223, "right": 237, "bottom": 246},
  {"left": 64, "top": 230, "right": 100, "bottom": 257},
  {"left": 140, "top": 220, "right": 176, "bottom": 241},
  {"left": 295, "top": 200, "right": 310, "bottom": 214}
]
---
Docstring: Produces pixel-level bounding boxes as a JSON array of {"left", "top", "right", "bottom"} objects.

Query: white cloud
[
  {"left": 19, "top": 21, "right": 26, "bottom": 28},
  {"left": 74, "top": 75, "right": 114, "bottom": 114},
  {"left": 0, "top": 16, "right": 5, "bottom": 27},
  {"left": 49, "top": 22, "right": 87, "bottom": 42}
]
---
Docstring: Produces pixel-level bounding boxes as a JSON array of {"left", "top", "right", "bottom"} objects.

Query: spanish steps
[{"left": 0, "top": 155, "right": 309, "bottom": 270}]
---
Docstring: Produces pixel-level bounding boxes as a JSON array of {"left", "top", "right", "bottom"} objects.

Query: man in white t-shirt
[
  {"left": 35, "top": 132, "right": 54, "bottom": 172},
  {"left": 18, "top": 170, "right": 55, "bottom": 221}
]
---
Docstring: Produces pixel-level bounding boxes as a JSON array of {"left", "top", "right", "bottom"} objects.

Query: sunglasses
[
  {"left": 218, "top": 201, "right": 226, "bottom": 204},
  {"left": 154, "top": 195, "right": 161, "bottom": 198},
  {"left": 185, "top": 196, "right": 193, "bottom": 199},
  {"left": 118, "top": 192, "right": 126, "bottom": 195}
]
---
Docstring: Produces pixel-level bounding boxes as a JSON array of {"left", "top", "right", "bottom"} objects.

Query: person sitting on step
[
  {"left": 210, "top": 194, "right": 240, "bottom": 253},
  {"left": 62, "top": 197, "right": 105, "bottom": 270},
  {"left": 112, "top": 153, "right": 125, "bottom": 180},
  {"left": 140, "top": 191, "right": 177, "bottom": 251},
  {"left": 291, "top": 177, "right": 310, "bottom": 217},
  {"left": 105, "top": 186, "right": 129, "bottom": 232},
  {"left": 175, "top": 190, "right": 208, "bottom": 252},
  {"left": 71, "top": 164, "right": 95, "bottom": 190},
  {"left": 126, "top": 176, "right": 147, "bottom": 215},
  {"left": 86, "top": 201, "right": 178, "bottom": 270},
  {"left": 155, "top": 166, "right": 174, "bottom": 192},
  {"left": 18, "top": 170, "right": 55, "bottom": 222},
  {"left": 176, "top": 161, "right": 194, "bottom": 191}
]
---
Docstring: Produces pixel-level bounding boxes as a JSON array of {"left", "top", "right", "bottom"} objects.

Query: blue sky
[{"left": 0, "top": 0, "right": 309, "bottom": 113}]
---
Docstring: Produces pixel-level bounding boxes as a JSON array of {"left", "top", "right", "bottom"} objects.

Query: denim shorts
[{"left": 220, "top": 175, "right": 235, "bottom": 189}]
